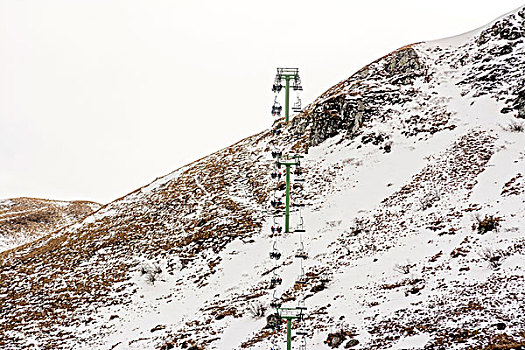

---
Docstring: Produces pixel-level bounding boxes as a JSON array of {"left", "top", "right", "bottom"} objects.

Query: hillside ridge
[{"left": 1, "top": 6, "right": 525, "bottom": 350}]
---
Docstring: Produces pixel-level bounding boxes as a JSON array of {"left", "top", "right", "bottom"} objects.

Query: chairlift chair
[
  {"left": 272, "top": 217, "right": 282, "bottom": 234},
  {"left": 295, "top": 272, "right": 307, "bottom": 285},
  {"left": 272, "top": 76, "right": 283, "bottom": 93},
  {"left": 270, "top": 271, "right": 282, "bottom": 287},
  {"left": 297, "top": 298, "right": 307, "bottom": 311},
  {"left": 295, "top": 246, "right": 308, "bottom": 260},
  {"left": 270, "top": 197, "right": 283, "bottom": 209},
  {"left": 295, "top": 262, "right": 307, "bottom": 285},
  {"left": 271, "top": 103, "right": 282, "bottom": 117},
  {"left": 269, "top": 242, "right": 281, "bottom": 260},
  {"left": 292, "top": 97, "right": 302, "bottom": 112},
  {"left": 293, "top": 76, "right": 303, "bottom": 91},
  {"left": 295, "top": 232, "right": 308, "bottom": 259},
  {"left": 270, "top": 291, "right": 282, "bottom": 309},
  {"left": 294, "top": 216, "right": 305, "bottom": 233}
]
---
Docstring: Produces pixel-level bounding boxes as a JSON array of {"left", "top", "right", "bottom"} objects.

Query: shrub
[
  {"left": 478, "top": 247, "right": 506, "bottom": 270},
  {"left": 502, "top": 120, "right": 524, "bottom": 132},
  {"left": 247, "top": 301, "right": 266, "bottom": 319},
  {"left": 473, "top": 214, "right": 501, "bottom": 234},
  {"left": 140, "top": 263, "right": 163, "bottom": 285},
  {"left": 393, "top": 262, "right": 414, "bottom": 274}
]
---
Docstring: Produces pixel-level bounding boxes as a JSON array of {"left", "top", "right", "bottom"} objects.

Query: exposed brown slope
[
  {"left": 0, "top": 197, "right": 101, "bottom": 252},
  {"left": 0, "top": 129, "right": 308, "bottom": 348}
]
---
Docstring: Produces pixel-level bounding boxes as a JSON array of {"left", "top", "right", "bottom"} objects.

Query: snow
[{"left": 2, "top": 6, "right": 525, "bottom": 350}]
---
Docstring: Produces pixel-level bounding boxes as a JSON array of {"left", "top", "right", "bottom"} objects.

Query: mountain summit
[{"left": 1, "top": 7, "right": 524, "bottom": 350}]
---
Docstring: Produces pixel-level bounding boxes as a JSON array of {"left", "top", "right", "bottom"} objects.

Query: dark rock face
[
  {"left": 512, "top": 88, "right": 525, "bottom": 118},
  {"left": 306, "top": 47, "right": 424, "bottom": 147},
  {"left": 384, "top": 48, "right": 423, "bottom": 78},
  {"left": 477, "top": 14, "right": 525, "bottom": 45},
  {"left": 309, "top": 96, "right": 366, "bottom": 147}
]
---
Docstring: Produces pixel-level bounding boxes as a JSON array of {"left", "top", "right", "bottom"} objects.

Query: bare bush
[
  {"left": 140, "top": 263, "right": 163, "bottom": 285},
  {"left": 478, "top": 247, "right": 506, "bottom": 270},
  {"left": 393, "top": 262, "right": 414, "bottom": 274},
  {"left": 248, "top": 301, "right": 266, "bottom": 319},
  {"left": 501, "top": 120, "right": 524, "bottom": 132}
]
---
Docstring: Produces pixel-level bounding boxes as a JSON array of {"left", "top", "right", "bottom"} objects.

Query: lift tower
[
  {"left": 274, "top": 307, "right": 306, "bottom": 350},
  {"left": 274, "top": 153, "right": 303, "bottom": 233},
  {"left": 272, "top": 68, "right": 302, "bottom": 122}
]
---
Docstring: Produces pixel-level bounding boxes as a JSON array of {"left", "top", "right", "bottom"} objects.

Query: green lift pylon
[
  {"left": 275, "top": 154, "right": 303, "bottom": 233},
  {"left": 275, "top": 307, "right": 305, "bottom": 350},
  {"left": 272, "top": 68, "right": 303, "bottom": 123}
]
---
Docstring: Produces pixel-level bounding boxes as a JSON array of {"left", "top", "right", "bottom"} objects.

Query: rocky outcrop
[
  {"left": 305, "top": 47, "right": 424, "bottom": 147},
  {"left": 309, "top": 96, "right": 366, "bottom": 147},
  {"left": 477, "top": 13, "right": 525, "bottom": 45}
]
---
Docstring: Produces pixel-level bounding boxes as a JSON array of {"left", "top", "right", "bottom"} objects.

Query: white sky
[{"left": 1, "top": 0, "right": 523, "bottom": 204}]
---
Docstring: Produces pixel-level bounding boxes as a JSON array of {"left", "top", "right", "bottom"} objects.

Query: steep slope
[
  {"left": 0, "top": 197, "right": 101, "bottom": 252},
  {"left": 1, "top": 7, "right": 525, "bottom": 350}
]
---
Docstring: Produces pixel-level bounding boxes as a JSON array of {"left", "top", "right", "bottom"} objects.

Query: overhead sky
[{"left": 1, "top": 0, "right": 523, "bottom": 204}]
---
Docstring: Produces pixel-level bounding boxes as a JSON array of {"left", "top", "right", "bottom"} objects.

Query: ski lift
[
  {"left": 295, "top": 262, "right": 307, "bottom": 285},
  {"left": 294, "top": 216, "right": 306, "bottom": 233},
  {"left": 271, "top": 216, "right": 282, "bottom": 234},
  {"left": 270, "top": 271, "right": 282, "bottom": 287},
  {"left": 295, "top": 241, "right": 308, "bottom": 259},
  {"left": 271, "top": 102, "right": 282, "bottom": 117},
  {"left": 270, "top": 192, "right": 283, "bottom": 209},
  {"left": 270, "top": 171, "right": 282, "bottom": 180},
  {"left": 295, "top": 272, "right": 307, "bottom": 285},
  {"left": 296, "top": 294, "right": 307, "bottom": 311},
  {"left": 271, "top": 150, "right": 282, "bottom": 159},
  {"left": 272, "top": 76, "right": 283, "bottom": 93},
  {"left": 270, "top": 198, "right": 283, "bottom": 209},
  {"left": 294, "top": 167, "right": 304, "bottom": 183},
  {"left": 293, "top": 76, "right": 303, "bottom": 91},
  {"left": 296, "top": 331, "right": 307, "bottom": 350},
  {"left": 292, "top": 96, "right": 302, "bottom": 112},
  {"left": 270, "top": 290, "right": 282, "bottom": 309},
  {"left": 269, "top": 241, "right": 281, "bottom": 260}
]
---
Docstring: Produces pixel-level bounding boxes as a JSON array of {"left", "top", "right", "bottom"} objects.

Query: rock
[
  {"left": 151, "top": 324, "right": 166, "bottom": 332},
  {"left": 384, "top": 48, "right": 423, "bottom": 77},
  {"left": 345, "top": 339, "right": 360, "bottom": 348},
  {"left": 325, "top": 330, "right": 355, "bottom": 348},
  {"left": 495, "top": 322, "right": 506, "bottom": 330},
  {"left": 311, "top": 283, "right": 326, "bottom": 293}
]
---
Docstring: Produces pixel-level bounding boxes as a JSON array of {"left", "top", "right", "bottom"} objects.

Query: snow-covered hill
[
  {"left": 1, "top": 6, "right": 524, "bottom": 350},
  {"left": 0, "top": 197, "right": 101, "bottom": 252}
]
